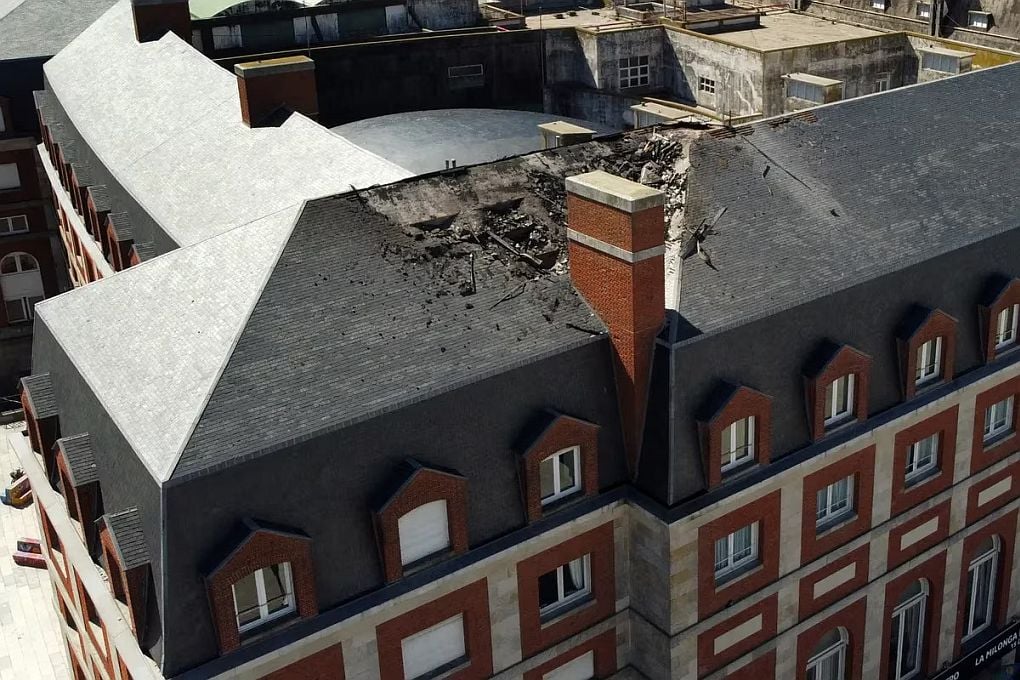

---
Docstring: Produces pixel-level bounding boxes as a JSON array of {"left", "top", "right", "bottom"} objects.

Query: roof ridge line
[{"left": 162, "top": 201, "right": 307, "bottom": 483}]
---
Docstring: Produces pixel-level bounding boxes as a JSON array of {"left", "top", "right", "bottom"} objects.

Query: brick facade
[
  {"left": 519, "top": 412, "right": 600, "bottom": 522},
  {"left": 890, "top": 405, "right": 959, "bottom": 515},
  {"left": 898, "top": 308, "right": 957, "bottom": 399},
  {"left": 878, "top": 552, "right": 947, "bottom": 680},
  {"left": 521, "top": 629, "right": 617, "bottom": 680},
  {"left": 981, "top": 278, "right": 1020, "bottom": 362},
  {"left": 971, "top": 374, "right": 1020, "bottom": 473},
  {"left": 952, "top": 509, "right": 1017, "bottom": 656},
  {"left": 797, "top": 544, "right": 870, "bottom": 620},
  {"left": 260, "top": 644, "right": 345, "bottom": 680},
  {"left": 800, "top": 445, "right": 875, "bottom": 563},
  {"left": 794, "top": 598, "right": 866, "bottom": 680},
  {"left": 804, "top": 344, "right": 872, "bottom": 441},
  {"left": 698, "top": 384, "right": 773, "bottom": 489},
  {"left": 697, "top": 594, "right": 778, "bottom": 676}
]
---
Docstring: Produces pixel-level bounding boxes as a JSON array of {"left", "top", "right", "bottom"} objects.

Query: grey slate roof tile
[
  {"left": 0, "top": 0, "right": 120, "bottom": 60},
  {"left": 88, "top": 185, "right": 111, "bottom": 212},
  {"left": 20, "top": 373, "right": 58, "bottom": 418},
  {"left": 103, "top": 508, "right": 150, "bottom": 570},
  {"left": 57, "top": 434, "right": 99, "bottom": 487}
]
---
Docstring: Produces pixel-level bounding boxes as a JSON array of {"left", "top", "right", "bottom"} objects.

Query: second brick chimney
[
  {"left": 130, "top": 0, "right": 190, "bottom": 43},
  {"left": 565, "top": 170, "right": 665, "bottom": 475},
  {"left": 234, "top": 56, "right": 319, "bottom": 128}
]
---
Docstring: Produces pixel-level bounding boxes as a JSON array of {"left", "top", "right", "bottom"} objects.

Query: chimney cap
[
  {"left": 234, "top": 56, "right": 315, "bottom": 79},
  {"left": 566, "top": 170, "right": 664, "bottom": 213}
]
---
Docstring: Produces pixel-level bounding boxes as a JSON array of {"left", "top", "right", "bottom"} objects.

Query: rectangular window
[
  {"left": 816, "top": 475, "right": 854, "bottom": 528},
  {"left": 294, "top": 13, "right": 340, "bottom": 45},
  {"left": 211, "top": 24, "right": 243, "bottom": 50},
  {"left": 4, "top": 296, "right": 42, "bottom": 324},
  {"left": 714, "top": 523, "right": 758, "bottom": 581},
  {"left": 0, "top": 214, "right": 29, "bottom": 235},
  {"left": 890, "top": 592, "right": 925, "bottom": 680},
  {"left": 538, "top": 555, "right": 591, "bottom": 617},
  {"left": 872, "top": 0, "right": 887, "bottom": 9},
  {"left": 448, "top": 64, "right": 484, "bottom": 79},
  {"left": 232, "top": 563, "right": 295, "bottom": 633},
  {"left": 721, "top": 416, "right": 755, "bottom": 472},
  {"left": 968, "top": 11, "right": 990, "bottom": 28},
  {"left": 619, "top": 55, "right": 650, "bottom": 89},
  {"left": 876, "top": 75, "right": 892, "bottom": 92},
  {"left": 540, "top": 447, "right": 581, "bottom": 505},
  {"left": 983, "top": 396, "right": 1014, "bottom": 442},
  {"left": 400, "top": 614, "right": 467, "bottom": 680},
  {"left": 916, "top": 2, "right": 931, "bottom": 17},
  {"left": 824, "top": 374, "right": 855, "bottom": 426},
  {"left": 995, "top": 304, "right": 1019, "bottom": 349},
  {"left": 915, "top": 337, "right": 942, "bottom": 385},
  {"left": 0, "top": 163, "right": 21, "bottom": 191},
  {"left": 397, "top": 499, "right": 450, "bottom": 566},
  {"left": 698, "top": 76, "right": 716, "bottom": 94},
  {"left": 920, "top": 51, "right": 959, "bottom": 73},
  {"left": 0, "top": 108, "right": 6, "bottom": 133},
  {"left": 905, "top": 433, "right": 939, "bottom": 484},
  {"left": 544, "top": 651, "right": 594, "bottom": 680},
  {"left": 787, "top": 78, "right": 825, "bottom": 103},
  {"left": 964, "top": 546, "right": 997, "bottom": 638}
]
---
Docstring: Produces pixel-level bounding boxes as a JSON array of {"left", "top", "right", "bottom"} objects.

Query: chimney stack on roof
[
  {"left": 130, "top": 0, "right": 191, "bottom": 43},
  {"left": 234, "top": 56, "right": 320, "bottom": 128},
  {"left": 565, "top": 170, "right": 665, "bottom": 476}
]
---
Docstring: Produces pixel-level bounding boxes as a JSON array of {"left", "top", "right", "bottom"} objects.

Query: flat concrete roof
[
  {"left": 524, "top": 8, "right": 640, "bottom": 30},
  {"left": 705, "top": 11, "right": 883, "bottom": 50}
]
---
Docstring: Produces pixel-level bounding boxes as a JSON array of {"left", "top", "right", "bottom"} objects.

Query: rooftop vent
[
  {"left": 234, "top": 56, "right": 319, "bottom": 128},
  {"left": 130, "top": 0, "right": 190, "bottom": 43}
]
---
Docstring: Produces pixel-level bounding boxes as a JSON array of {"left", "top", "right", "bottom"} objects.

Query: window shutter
[
  {"left": 544, "top": 651, "right": 595, "bottom": 680},
  {"left": 1, "top": 269, "right": 44, "bottom": 300},
  {"left": 398, "top": 499, "right": 450, "bottom": 565},
  {"left": 400, "top": 614, "right": 465, "bottom": 679},
  {"left": 0, "top": 163, "right": 20, "bottom": 191}
]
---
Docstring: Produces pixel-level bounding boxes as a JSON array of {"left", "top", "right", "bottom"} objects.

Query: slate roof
[
  {"left": 20, "top": 373, "right": 58, "bottom": 418},
  {"left": 671, "top": 64, "right": 1020, "bottom": 341},
  {"left": 41, "top": 0, "right": 411, "bottom": 250},
  {"left": 0, "top": 0, "right": 119, "bottom": 60},
  {"left": 57, "top": 434, "right": 99, "bottom": 487},
  {"left": 103, "top": 508, "right": 150, "bottom": 570}
]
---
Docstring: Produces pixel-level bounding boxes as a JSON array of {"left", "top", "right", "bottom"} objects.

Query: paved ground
[{"left": 0, "top": 421, "right": 69, "bottom": 680}]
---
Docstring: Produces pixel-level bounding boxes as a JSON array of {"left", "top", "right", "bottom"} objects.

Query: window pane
[
  {"left": 714, "top": 536, "right": 728, "bottom": 571},
  {"left": 721, "top": 425, "right": 733, "bottom": 459},
  {"left": 825, "top": 380, "right": 834, "bottom": 417},
  {"left": 816, "top": 487, "right": 828, "bottom": 520},
  {"left": 540, "top": 456, "right": 556, "bottom": 499},
  {"left": 733, "top": 525, "right": 752, "bottom": 560},
  {"left": 538, "top": 569, "right": 559, "bottom": 609},
  {"left": 562, "top": 557, "right": 586, "bottom": 597},
  {"left": 558, "top": 451, "right": 577, "bottom": 492},
  {"left": 263, "top": 564, "right": 289, "bottom": 614},
  {"left": 233, "top": 572, "right": 260, "bottom": 626}
]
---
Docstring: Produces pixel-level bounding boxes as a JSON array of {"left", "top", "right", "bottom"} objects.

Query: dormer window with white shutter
[{"left": 398, "top": 499, "right": 451, "bottom": 566}]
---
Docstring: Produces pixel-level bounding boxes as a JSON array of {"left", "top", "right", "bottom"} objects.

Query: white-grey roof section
[
  {"left": 42, "top": 0, "right": 411, "bottom": 249},
  {"left": 35, "top": 206, "right": 301, "bottom": 483}
]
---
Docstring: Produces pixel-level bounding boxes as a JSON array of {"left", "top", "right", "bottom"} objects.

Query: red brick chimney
[
  {"left": 565, "top": 171, "right": 665, "bottom": 476},
  {"left": 234, "top": 56, "right": 319, "bottom": 128},
  {"left": 130, "top": 0, "right": 190, "bottom": 43}
]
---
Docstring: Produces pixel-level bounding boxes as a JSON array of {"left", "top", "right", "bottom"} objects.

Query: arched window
[
  {"left": 964, "top": 536, "right": 1000, "bottom": 639},
  {"left": 890, "top": 579, "right": 928, "bottom": 680},
  {"left": 0, "top": 252, "right": 43, "bottom": 323},
  {"left": 807, "top": 627, "right": 848, "bottom": 680}
]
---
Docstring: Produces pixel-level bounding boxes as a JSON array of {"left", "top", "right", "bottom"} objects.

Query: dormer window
[
  {"left": 968, "top": 10, "right": 991, "bottom": 28},
  {"left": 915, "top": 337, "right": 943, "bottom": 385},
  {"left": 871, "top": 0, "right": 887, "bottom": 9},
  {"left": 397, "top": 500, "right": 450, "bottom": 566},
  {"left": 721, "top": 416, "right": 755, "bottom": 473},
  {"left": 825, "top": 374, "right": 855, "bottom": 427},
  {"left": 540, "top": 446, "right": 581, "bottom": 505},
  {"left": 232, "top": 563, "right": 295, "bottom": 633},
  {"left": 916, "top": 2, "right": 931, "bottom": 17},
  {"left": 995, "top": 304, "right": 1018, "bottom": 350}
]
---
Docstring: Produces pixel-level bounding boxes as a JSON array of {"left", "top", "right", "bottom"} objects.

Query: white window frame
[
  {"left": 232, "top": 563, "right": 295, "bottom": 634},
  {"left": 816, "top": 476, "right": 854, "bottom": 528},
  {"left": 538, "top": 555, "right": 591, "bottom": 617},
  {"left": 540, "top": 446, "right": 581, "bottom": 505},
  {"left": 963, "top": 539, "right": 999, "bottom": 640},
  {"left": 714, "top": 523, "right": 758, "bottom": 581},
  {"left": 871, "top": 0, "right": 887, "bottom": 10},
  {"left": 0, "top": 214, "right": 29, "bottom": 235},
  {"left": 721, "top": 416, "right": 755, "bottom": 472},
  {"left": 876, "top": 75, "right": 892, "bottom": 92},
  {"left": 824, "top": 374, "right": 855, "bottom": 426},
  {"left": 806, "top": 629, "right": 848, "bottom": 680},
  {"left": 983, "top": 396, "right": 1014, "bottom": 442},
  {"left": 698, "top": 76, "right": 716, "bottom": 95},
  {"left": 905, "top": 433, "right": 939, "bottom": 484},
  {"left": 920, "top": 51, "right": 960, "bottom": 73},
  {"left": 400, "top": 614, "right": 467, "bottom": 680},
  {"left": 787, "top": 78, "right": 825, "bottom": 103},
  {"left": 968, "top": 11, "right": 990, "bottom": 28},
  {"left": 915, "top": 337, "right": 942, "bottom": 385},
  {"left": 916, "top": 2, "right": 931, "bottom": 17},
  {"left": 619, "top": 55, "right": 649, "bottom": 89},
  {"left": 995, "top": 304, "right": 1019, "bottom": 350},
  {"left": 211, "top": 24, "right": 243, "bottom": 50},
  {"left": 890, "top": 585, "right": 927, "bottom": 680}
]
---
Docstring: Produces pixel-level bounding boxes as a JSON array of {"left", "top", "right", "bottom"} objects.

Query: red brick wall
[
  {"left": 237, "top": 67, "right": 319, "bottom": 127},
  {"left": 966, "top": 460, "right": 1020, "bottom": 523},
  {"left": 798, "top": 544, "right": 870, "bottom": 621},
  {"left": 800, "top": 445, "right": 876, "bottom": 564},
  {"left": 376, "top": 579, "right": 492, "bottom": 680},
  {"left": 698, "top": 385, "right": 773, "bottom": 489},
  {"left": 698, "top": 491, "right": 781, "bottom": 618},
  {"left": 99, "top": 526, "right": 148, "bottom": 640},
  {"left": 519, "top": 414, "right": 599, "bottom": 522},
  {"left": 522, "top": 629, "right": 617, "bottom": 680},
  {"left": 697, "top": 594, "right": 777, "bottom": 676},
  {"left": 373, "top": 467, "right": 469, "bottom": 583},
  {"left": 564, "top": 194, "right": 662, "bottom": 253},
  {"left": 725, "top": 650, "right": 776, "bottom": 679},
  {"left": 879, "top": 551, "right": 947, "bottom": 680},
  {"left": 131, "top": 0, "right": 190, "bottom": 42},
  {"left": 886, "top": 500, "right": 951, "bottom": 570},
  {"left": 952, "top": 510, "right": 1017, "bottom": 656},
  {"left": 804, "top": 345, "right": 872, "bottom": 441},
  {"left": 971, "top": 375, "right": 1020, "bottom": 474},
  {"left": 205, "top": 530, "right": 317, "bottom": 654},
  {"left": 890, "top": 406, "right": 959, "bottom": 516},
  {"left": 259, "top": 644, "right": 345, "bottom": 680},
  {"left": 516, "top": 522, "right": 616, "bottom": 658},
  {"left": 899, "top": 310, "right": 957, "bottom": 399},
  {"left": 796, "top": 598, "right": 866, "bottom": 680},
  {"left": 981, "top": 279, "right": 1020, "bottom": 362}
]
